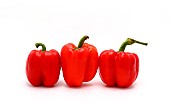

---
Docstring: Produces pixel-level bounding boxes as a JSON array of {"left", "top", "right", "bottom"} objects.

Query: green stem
[
  {"left": 118, "top": 38, "right": 148, "bottom": 52},
  {"left": 35, "top": 43, "right": 46, "bottom": 52},
  {"left": 77, "top": 35, "right": 89, "bottom": 48}
]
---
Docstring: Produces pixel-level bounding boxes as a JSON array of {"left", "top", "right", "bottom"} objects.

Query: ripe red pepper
[
  {"left": 61, "top": 36, "right": 98, "bottom": 87},
  {"left": 26, "top": 43, "right": 61, "bottom": 87},
  {"left": 99, "top": 38, "right": 148, "bottom": 87}
]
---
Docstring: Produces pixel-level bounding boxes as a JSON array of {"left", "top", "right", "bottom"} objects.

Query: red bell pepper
[
  {"left": 26, "top": 43, "right": 61, "bottom": 87},
  {"left": 61, "top": 35, "right": 98, "bottom": 87},
  {"left": 99, "top": 38, "right": 148, "bottom": 87}
]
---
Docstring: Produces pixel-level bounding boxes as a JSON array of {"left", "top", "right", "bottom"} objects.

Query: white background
[{"left": 0, "top": 0, "right": 169, "bottom": 109}]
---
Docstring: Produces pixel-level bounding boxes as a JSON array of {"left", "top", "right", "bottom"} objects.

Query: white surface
[{"left": 0, "top": 0, "right": 169, "bottom": 109}]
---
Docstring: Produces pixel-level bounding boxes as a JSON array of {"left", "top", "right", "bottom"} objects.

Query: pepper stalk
[
  {"left": 35, "top": 43, "right": 46, "bottom": 52},
  {"left": 119, "top": 38, "right": 148, "bottom": 52},
  {"left": 75, "top": 35, "right": 89, "bottom": 50}
]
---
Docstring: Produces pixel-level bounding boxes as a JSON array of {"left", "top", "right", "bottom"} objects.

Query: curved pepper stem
[
  {"left": 75, "top": 35, "right": 89, "bottom": 50},
  {"left": 78, "top": 35, "right": 89, "bottom": 48},
  {"left": 118, "top": 38, "right": 148, "bottom": 52},
  {"left": 35, "top": 43, "right": 46, "bottom": 52}
]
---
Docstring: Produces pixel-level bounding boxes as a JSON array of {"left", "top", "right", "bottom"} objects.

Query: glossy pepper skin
[
  {"left": 26, "top": 43, "right": 60, "bottom": 87},
  {"left": 61, "top": 36, "right": 98, "bottom": 87},
  {"left": 99, "top": 38, "right": 147, "bottom": 88}
]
